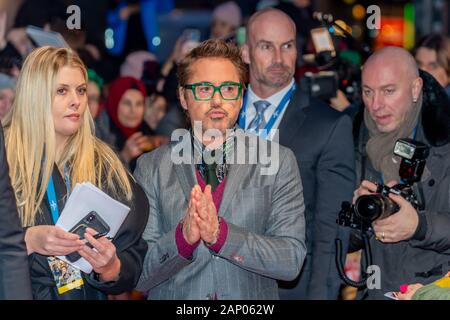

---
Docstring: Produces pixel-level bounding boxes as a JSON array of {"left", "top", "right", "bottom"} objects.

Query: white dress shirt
[{"left": 244, "top": 78, "right": 295, "bottom": 141}]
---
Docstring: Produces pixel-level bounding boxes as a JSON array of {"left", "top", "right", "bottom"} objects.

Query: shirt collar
[{"left": 247, "top": 78, "right": 295, "bottom": 107}]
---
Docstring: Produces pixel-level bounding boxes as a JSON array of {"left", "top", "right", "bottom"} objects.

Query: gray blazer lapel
[
  {"left": 174, "top": 164, "right": 197, "bottom": 202},
  {"left": 218, "top": 130, "right": 254, "bottom": 218},
  {"left": 218, "top": 164, "right": 248, "bottom": 218}
]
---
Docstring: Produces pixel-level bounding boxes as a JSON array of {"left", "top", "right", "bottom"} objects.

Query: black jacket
[
  {"left": 277, "top": 89, "right": 356, "bottom": 299},
  {"left": 351, "top": 70, "right": 450, "bottom": 299},
  {"left": 29, "top": 167, "right": 149, "bottom": 299},
  {"left": 0, "top": 126, "right": 33, "bottom": 299}
]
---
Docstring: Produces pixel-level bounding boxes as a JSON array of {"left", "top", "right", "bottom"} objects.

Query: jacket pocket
[{"left": 228, "top": 185, "right": 272, "bottom": 232}]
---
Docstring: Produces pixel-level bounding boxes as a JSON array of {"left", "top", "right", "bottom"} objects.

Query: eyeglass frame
[{"left": 183, "top": 81, "right": 243, "bottom": 101}]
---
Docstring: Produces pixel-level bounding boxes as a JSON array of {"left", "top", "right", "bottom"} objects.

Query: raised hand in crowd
[
  {"left": 120, "top": 131, "right": 153, "bottom": 163},
  {"left": 330, "top": 89, "right": 351, "bottom": 112}
]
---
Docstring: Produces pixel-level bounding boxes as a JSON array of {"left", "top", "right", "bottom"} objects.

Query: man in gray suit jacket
[
  {"left": 134, "top": 39, "right": 306, "bottom": 299},
  {"left": 241, "top": 9, "right": 355, "bottom": 299},
  {"left": 0, "top": 126, "right": 33, "bottom": 299}
]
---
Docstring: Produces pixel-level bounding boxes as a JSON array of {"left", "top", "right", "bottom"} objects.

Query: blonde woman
[{"left": 2, "top": 46, "right": 149, "bottom": 299}]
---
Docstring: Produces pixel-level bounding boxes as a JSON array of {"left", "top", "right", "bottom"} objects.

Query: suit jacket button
[
  {"left": 428, "top": 179, "right": 435, "bottom": 187},
  {"left": 159, "top": 253, "right": 169, "bottom": 263}
]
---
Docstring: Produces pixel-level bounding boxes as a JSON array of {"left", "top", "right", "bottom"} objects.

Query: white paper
[
  {"left": 384, "top": 291, "right": 399, "bottom": 300},
  {"left": 55, "top": 182, "right": 130, "bottom": 273}
]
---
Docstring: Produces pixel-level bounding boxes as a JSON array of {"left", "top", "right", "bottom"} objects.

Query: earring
[{"left": 413, "top": 98, "right": 417, "bottom": 103}]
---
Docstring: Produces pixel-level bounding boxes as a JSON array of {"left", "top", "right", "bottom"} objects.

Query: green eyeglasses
[{"left": 184, "top": 81, "right": 243, "bottom": 101}]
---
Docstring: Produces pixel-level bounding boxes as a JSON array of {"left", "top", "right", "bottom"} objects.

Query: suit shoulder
[
  {"left": 308, "top": 96, "right": 352, "bottom": 124},
  {"left": 252, "top": 133, "right": 295, "bottom": 161},
  {"left": 136, "top": 144, "right": 172, "bottom": 171}
]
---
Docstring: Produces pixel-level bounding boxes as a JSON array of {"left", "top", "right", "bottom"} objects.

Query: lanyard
[
  {"left": 239, "top": 83, "right": 296, "bottom": 139},
  {"left": 46, "top": 166, "right": 71, "bottom": 224},
  {"left": 46, "top": 176, "right": 60, "bottom": 224}
]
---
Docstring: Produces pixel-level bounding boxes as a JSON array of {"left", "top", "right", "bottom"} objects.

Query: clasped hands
[
  {"left": 353, "top": 180, "right": 420, "bottom": 243},
  {"left": 182, "top": 185, "right": 219, "bottom": 246}
]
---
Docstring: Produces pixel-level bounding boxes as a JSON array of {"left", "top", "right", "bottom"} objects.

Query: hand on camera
[
  {"left": 353, "top": 180, "right": 419, "bottom": 243},
  {"left": 353, "top": 180, "right": 397, "bottom": 203},
  {"left": 372, "top": 193, "right": 419, "bottom": 243}
]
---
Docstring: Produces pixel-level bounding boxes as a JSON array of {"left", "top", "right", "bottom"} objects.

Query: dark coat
[
  {"left": 351, "top": 70, "right": 450, "bottom": 299},
  {"left": 277, "top": 89, "right": 356, "bottom": 299},
  {"left": 29, "top": 167, "right": 149, "bottom": 299},
  {"left": 0, "top": 127, "right": 33, "bottom": 299}
]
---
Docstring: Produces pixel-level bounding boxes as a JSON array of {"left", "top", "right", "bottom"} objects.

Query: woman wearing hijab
[{"left": 96, "top": 76, "right": 166, "bottom": 170}]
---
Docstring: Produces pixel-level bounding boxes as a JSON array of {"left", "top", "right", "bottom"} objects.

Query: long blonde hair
[{"left": 2, "top": 46, "right": 132, "bottom": 227}]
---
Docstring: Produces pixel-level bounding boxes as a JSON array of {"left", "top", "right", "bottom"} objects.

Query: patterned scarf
[{"left": 192, "top": 127, "right": 236, "bottom": 184}]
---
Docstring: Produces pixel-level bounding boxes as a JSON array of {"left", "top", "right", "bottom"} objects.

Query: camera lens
[
  {"left": 355, "top": 195, "right": 383, "bottom": 221},
  {"left": 355, "top": 194, "right": 399, "bottom": 222}
]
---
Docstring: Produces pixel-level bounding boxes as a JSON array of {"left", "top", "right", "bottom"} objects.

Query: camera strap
[{"left": 239, "top": 83, "right": 296, "bottom": 139}]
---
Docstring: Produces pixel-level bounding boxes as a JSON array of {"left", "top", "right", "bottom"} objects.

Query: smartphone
[{"left": 66, "top": 211, "right": 110, "bottom": 262}]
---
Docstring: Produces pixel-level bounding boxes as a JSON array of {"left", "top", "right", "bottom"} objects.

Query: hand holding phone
[{"left": 66, "top": 211, "right": 110, "bottom": 262}]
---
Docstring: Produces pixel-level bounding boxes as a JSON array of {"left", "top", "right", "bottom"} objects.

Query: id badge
[{"left": 47, "top": 257, "right": 84, "bottom": 294}]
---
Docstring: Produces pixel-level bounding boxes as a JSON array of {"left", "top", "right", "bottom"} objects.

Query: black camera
[
  {"left": 300, "top": 26, "right": 363, "bottom": 103},
  {"left": 300, "top": 71, "right": 338, "bottom": 99},
  {"left": 338, "top": 138, "right": 430, "bottom": 233}
]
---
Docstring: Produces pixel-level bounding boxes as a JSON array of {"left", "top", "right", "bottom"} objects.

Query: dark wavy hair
[{"left": 177, "top": 39, "right": 248, "bottom": 87}]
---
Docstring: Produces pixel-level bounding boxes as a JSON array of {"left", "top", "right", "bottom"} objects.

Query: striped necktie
[{"left": 247, "top": 100, "right": 270, "bottom": 133}]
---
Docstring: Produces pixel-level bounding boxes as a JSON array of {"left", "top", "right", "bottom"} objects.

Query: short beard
[{"left": 256, "top": 70, "right": 293, "bottom": 89}]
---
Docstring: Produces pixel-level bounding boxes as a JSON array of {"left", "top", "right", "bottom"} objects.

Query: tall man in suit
[
  {"left": 134, "top": 39, "right": 306, "bottom": 299},
  {"left": 241, "top": 8, "right": 356, "bottom": 299},
  {"left": 0, "top": 126, "right": 33, "bottom": 299}
]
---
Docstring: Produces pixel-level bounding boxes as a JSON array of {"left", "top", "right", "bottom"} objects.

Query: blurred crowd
[
  {"left": 1, "top": 1, "right": 449, "bottom": 171},
  {"left": 0, "top": 0, "right": 324, "bottom": 171}
]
